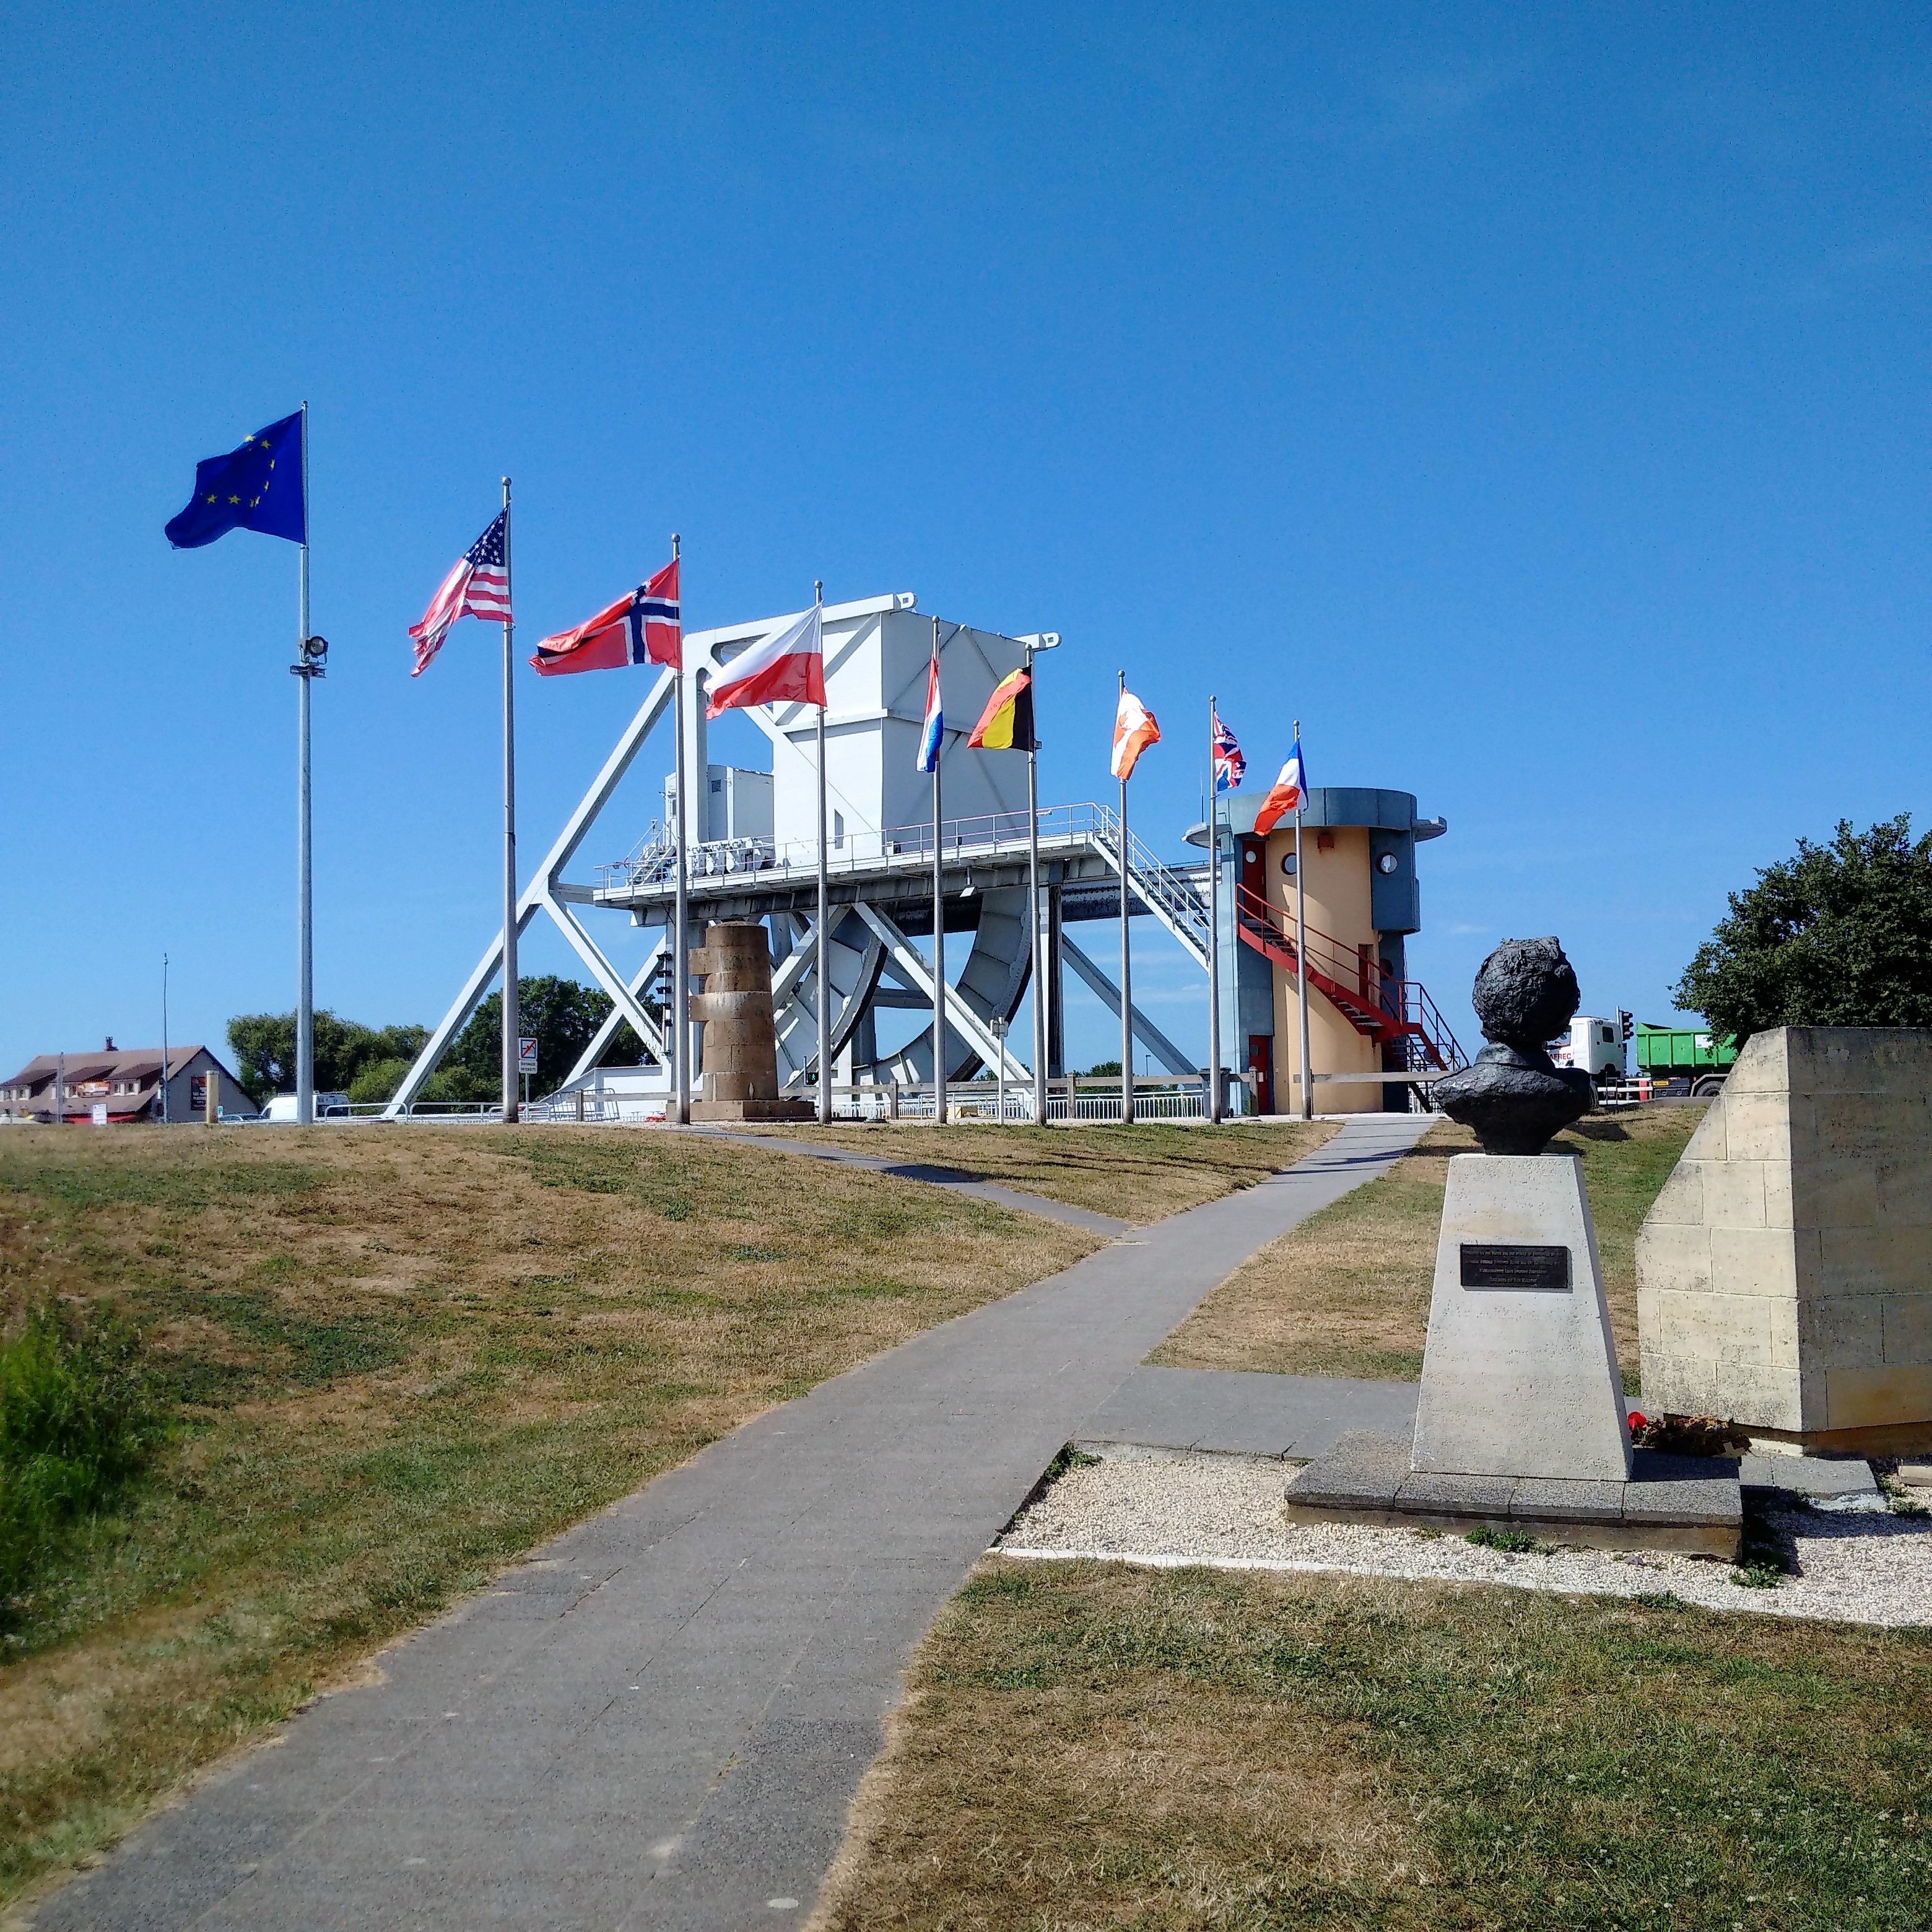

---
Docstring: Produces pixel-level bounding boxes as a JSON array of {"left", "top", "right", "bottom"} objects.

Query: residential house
[{"left": 0, "top": 1040, "right": 256, "bottom": 1123}]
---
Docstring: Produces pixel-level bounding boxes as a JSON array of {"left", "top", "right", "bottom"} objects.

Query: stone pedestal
[
  {"left": 1411, "top": 1153, "right": 1632, "bottom": 1482},
  {"left": 687, "top": 923, "right": 814, "bottom": 1124}
]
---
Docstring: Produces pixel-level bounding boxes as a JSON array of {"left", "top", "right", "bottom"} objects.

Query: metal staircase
[
  {"left": 1093, "top": 802, "right": 1212, "bottom": 970},
  {"left": 1234, "top": 883, "right": 1465, "bottom": 1074}
]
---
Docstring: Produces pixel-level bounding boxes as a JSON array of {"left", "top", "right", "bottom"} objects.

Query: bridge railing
[{"left": 594, "top": 802, "right": 1210, "bottom": 901}]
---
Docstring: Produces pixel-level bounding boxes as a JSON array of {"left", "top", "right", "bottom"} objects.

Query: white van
[{"left": 263, "top": 1092, "right": 352, "bottom": 1123}]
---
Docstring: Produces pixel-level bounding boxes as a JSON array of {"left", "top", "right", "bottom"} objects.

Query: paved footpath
[{"left": 35, "top": 1115, "right": 1429, "bottom": 1932}]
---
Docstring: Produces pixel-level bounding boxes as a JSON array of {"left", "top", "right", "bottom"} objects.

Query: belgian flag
[{"left": 966, "top": 668, "right": 1036, "bottom": 751}]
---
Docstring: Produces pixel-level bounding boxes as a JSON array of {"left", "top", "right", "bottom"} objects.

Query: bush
[
  {"left": 420, "top": 1066, "right": 497, "bottom": 1105},
  {"left": 1, "top": 1301, "right": 157, "bottom": 1618},
  {"left": 346, "top": 1056, "right": 416, "bottom": 1105}
]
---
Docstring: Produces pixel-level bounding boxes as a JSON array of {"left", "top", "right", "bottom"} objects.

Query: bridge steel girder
[{"left": 1059, "top": 931, "right": 1199, "bottom": 1077}]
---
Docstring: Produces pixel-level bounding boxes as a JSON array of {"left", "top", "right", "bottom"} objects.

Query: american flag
[
  {"left": 409, "top": 510, "right": 513, "bottom": 676},
  {"left": 1212, "top": 706, "right": 1245, "bottom": 792}
]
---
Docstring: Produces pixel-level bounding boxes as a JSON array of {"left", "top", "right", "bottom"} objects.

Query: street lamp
[{"left": 990, "top": 1012, "right": 1009, "bottom": 1123}]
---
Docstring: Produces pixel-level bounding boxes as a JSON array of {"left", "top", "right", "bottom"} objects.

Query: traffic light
[{"left": 1619, "top": 1009, "right": 1634, "bottom": 1042}]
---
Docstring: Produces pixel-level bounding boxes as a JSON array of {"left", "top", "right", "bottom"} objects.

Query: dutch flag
[{"left": 916, "top": 649, "right": 943, "bottom": 773}]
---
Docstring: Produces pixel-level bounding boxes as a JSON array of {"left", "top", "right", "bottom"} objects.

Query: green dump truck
[{"left": 1635, "top": 1024, "right": 1737, "bottom": 1097}]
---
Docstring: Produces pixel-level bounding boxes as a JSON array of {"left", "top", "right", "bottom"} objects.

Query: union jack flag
[
  {"left": 1212, "top": 707, "right": 1245, "bottom": 792},
  {"left": 409, "top": 510, "right": 513, "bottom": 677}
]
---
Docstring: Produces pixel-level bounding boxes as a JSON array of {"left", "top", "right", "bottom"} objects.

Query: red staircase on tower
[{"left": 1234, "top": 883, "right": 1465, "bottom": 1074}]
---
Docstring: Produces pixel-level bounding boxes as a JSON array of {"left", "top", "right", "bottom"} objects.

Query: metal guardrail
[{"left": 515, "top": 1074, "right": 1232, "bottom": 1126}]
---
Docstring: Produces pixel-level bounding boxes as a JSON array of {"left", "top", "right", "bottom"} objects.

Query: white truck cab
[{"left": 1550, "top": 1016, "right": 1625, "bottom": 1081}]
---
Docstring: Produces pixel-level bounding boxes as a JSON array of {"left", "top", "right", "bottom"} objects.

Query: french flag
[
  {"left": 1254, "top": 738, "right": 1308, "bottom": 835},
  {"left": 706, "top": 603, "right": 825, "bottom": 717},
  {"left": 529, "top": 557, "right": 681, "bottom": 677},
  {"left": 915, "top": 650, "right": 942, "bottom": 772}
]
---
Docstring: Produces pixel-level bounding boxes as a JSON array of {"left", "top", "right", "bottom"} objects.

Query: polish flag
[
  {"left": 1254, "top": 738, "right": 1308, "bottom": 835},
  {"left": 1111, "top": 687, "right": 1160, "bottom": 781},
  {"left": 706, "top": 603, "right": 825, "bottom": 717}
]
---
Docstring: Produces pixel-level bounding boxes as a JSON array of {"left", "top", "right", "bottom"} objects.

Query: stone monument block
[
  {"left": 1412, "top": 1152, "right": 1632, "bottom": 1482},
  {"left": 1637, "top": 1027, "right": 1932, "bottom": 1451}
]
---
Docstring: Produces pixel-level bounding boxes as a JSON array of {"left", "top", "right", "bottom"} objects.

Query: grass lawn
[
  {"left": 817, "top": 1557, "right": 1932, "bottom": 1932},
  {"left": 1153, "top": 1105, "right": 1703, "bottom": 1383},
  {"left": 733, "top": 1119, "right": 1338, "bottom": 1224},
  {"left": 0, "top": 1124, "right": 1104, "bottom": 1909}
]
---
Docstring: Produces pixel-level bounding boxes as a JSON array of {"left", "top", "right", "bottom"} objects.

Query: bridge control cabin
[{"left": 1191, "top": 788, "right": 1461, "bottom": 1115}]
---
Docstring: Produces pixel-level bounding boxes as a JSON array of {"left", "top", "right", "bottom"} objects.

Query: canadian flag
[
  {"left": 1254, "top": 739, "right": 1308, "bottom": 835},
  {"left": 706, "top": 604, "right": 825, "bottom": 718},
  {"left": 1111, "top": 687, "right": 1160, "bottom": 780}
]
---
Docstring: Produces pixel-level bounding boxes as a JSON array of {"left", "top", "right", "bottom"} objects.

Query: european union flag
[{"left": 165, "top": 409, "right": 306, "bottom": 549}]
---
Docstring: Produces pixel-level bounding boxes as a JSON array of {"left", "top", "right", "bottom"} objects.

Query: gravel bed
[{"left": 996, "top": 1446, "right": 1932, "bottom": 1627}]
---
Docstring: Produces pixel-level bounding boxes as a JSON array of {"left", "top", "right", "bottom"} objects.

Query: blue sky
[{"left": 3, "top": 3, "right": 1927, "bottom": 1081}]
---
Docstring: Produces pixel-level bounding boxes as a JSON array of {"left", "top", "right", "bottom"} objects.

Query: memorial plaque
[{"left": 1460, "top": 1243, "right": 1571, "bottom": 1292}]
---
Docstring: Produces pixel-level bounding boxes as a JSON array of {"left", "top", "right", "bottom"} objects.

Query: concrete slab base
[
  {"left": 1738, "top": 1451, "right": 1883, "bottom": 1510},
  {"left": 1284, "top": 1431, "right": 1743, "bottom": 1560},
  {"left": 690, "top": 1098, "right": 816, "bottom": 1121}
]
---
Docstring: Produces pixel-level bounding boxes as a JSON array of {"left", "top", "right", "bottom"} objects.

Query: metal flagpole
[
  {"left": 294, "top": 399, "right": 315, "bottom": 1127},
  {"left": 499, "top": 476, "right": 520, "bottom": 1125},
  {"left": 1207, "top": 699, "right": 1222, "bottom": 1126},
  {"left": 931, "top": 616, "right": 947, "bottom": 1127},
  {"left": 1026, "top": 642, "right": 1044, "bottom": 1126},
  {"left": 671, "top": 533, "right": 690, "bottom": 1126},
  {"left": 815, "top": 581, "right": 831, "bottom": 1125},
  {"left": 160, "top": 952, "right": 170, "bottom": 1126},
  {"left": 1118, "top": 670, "right": 1134, "bottom": 1126},
  {"left": 1294, "top": 715, "right": 1313, "bottom": 1122}
]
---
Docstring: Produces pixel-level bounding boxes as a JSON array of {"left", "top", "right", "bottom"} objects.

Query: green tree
[
  {"left": 226, "top": 1012, "right": 429, "bottom": 1104},
  {"left": 445, "top": 977, "right": 650, "bottom": 1101},
  {"left": 1673, "top": 816, "right": 1932, "bottom": 1048}
]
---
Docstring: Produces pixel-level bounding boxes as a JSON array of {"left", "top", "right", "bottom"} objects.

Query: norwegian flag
[
  {"left": 529, "top": 557, "right": 681, "bottom": 677},
  {"left": 1212, "top": 707, "right": 1245, "bottom": 793},
  {"left": 409, "top": 510, "right": 512, "bottom": 676},
  {"left": 637, "top": 555, "right": 681, "bottom": 668}
]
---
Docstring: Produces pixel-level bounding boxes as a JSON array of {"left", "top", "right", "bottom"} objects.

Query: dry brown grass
[
  {"left": 813, "top": 1557, "right": 1932, "bottom": 1932},
  {"left": 1153, "top": 1107, "right": 1702, "bottom": 1383},
  {"left": 0, "top": 1125, "right": 1097, "bottom": 1907},
  {"left": 734, "top": 1119, "right": 1338, "bottom": 1223}
]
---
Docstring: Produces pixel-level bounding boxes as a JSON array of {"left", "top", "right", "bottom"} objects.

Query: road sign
[{"left": 518, "top": 1037, "right": 537, "bottom": 1073}]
